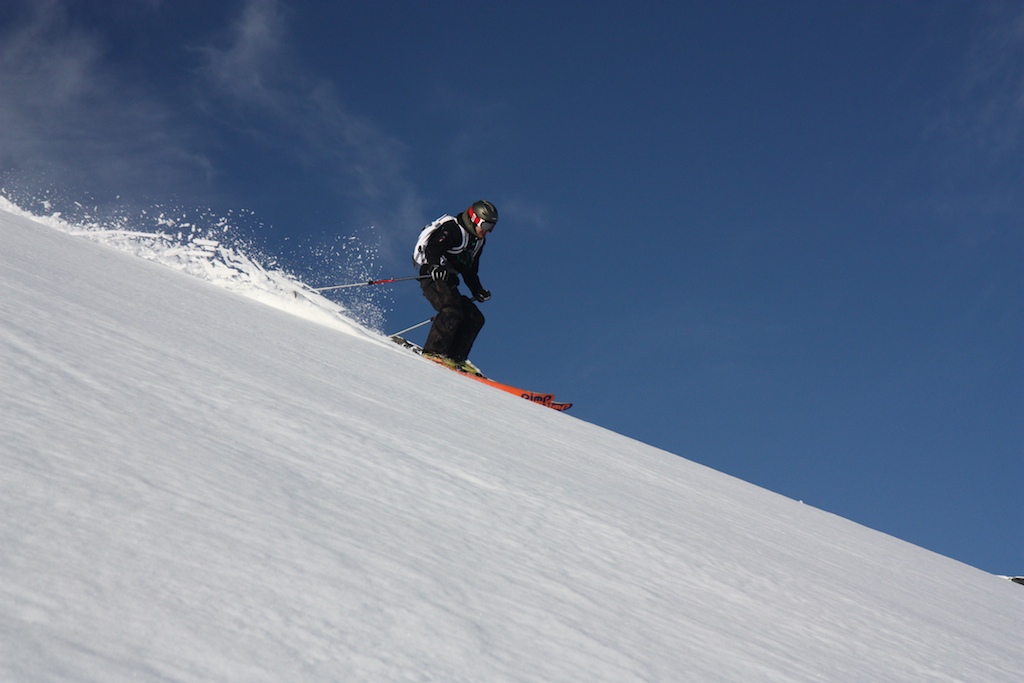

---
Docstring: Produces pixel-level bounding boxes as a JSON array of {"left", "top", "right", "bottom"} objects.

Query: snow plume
[
  {"left": 0, "top": 192, "right": 387, "bottom": 334},
  {"left": 284, "top": 224, "right": 391, "bottom": 333}
]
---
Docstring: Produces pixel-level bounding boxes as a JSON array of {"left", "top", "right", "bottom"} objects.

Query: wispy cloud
[
  {"left": 920, "top": 1, "right": 1024, "bottom": 233},
  {"left": 195, "top": 0, "right": 424, "bottom": 255},
  {"left": 0, "top": 0, "right": 212, "bottom": 202},
  {"left": 0, "top": 0, "right": 423, "bottom": 264},
  {"left": 952, "top": 2, "right": 1024, "bottom": 161},
  {"left": 200, "top": 0, "right": 286, "bottom": 106}
]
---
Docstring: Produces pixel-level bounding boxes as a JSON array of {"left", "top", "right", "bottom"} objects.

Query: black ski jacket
[{"left": 413, "top": 214, "right": 486, "bottom": 296}]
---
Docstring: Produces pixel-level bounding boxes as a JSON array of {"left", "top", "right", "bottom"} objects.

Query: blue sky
[{"left": 2, "top": 0, "right": 1020, "bottom": 574}]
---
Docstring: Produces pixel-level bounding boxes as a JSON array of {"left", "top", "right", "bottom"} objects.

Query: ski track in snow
[{"left": 2, "top": 198, "right": 1022, "bottom": 682}]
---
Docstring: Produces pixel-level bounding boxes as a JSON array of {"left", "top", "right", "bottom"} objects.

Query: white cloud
[
  {"left": 917, "top": 1, "right": 1024, "bottom": 237},
  {"left": 197, "top": 0, "right": 288, "bottom": 112},
  {"left": 195, "top": 0, "right": 424, "bottom": 237},
  {"left": 0, "top": 0, "right": 212, "bottom": 201},
  {"left": 0, "top": 0, "right": 423, "bottom": 261},
  {"left": 943, "top": 2, "right": 1024, "bottom": 163}
]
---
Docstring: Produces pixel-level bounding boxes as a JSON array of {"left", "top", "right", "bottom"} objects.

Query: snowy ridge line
[
  {"left": 0, "top": 194, "right": 376, "bottom": 339},
  {"left": 3, "top": 198, "right": 1022, "bottom": 682},
  {"left": 65, "top": 229, "right": 175, "bottom": 239}
]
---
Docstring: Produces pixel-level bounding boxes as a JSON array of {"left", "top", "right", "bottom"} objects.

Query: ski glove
[
  {"left": 475, "top": 289, "right": 491, "bottom": 302},
  {"left": 429, "top": 265, "right": 449, "bottom": 283}
]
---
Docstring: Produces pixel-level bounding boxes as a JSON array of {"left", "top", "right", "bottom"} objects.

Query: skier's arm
[{"left": 464, "top": 245, "right": 485, "bottom": 298}]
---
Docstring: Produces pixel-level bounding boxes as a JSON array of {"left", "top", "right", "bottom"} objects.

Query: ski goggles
[{"left": 468, "top": 207, "right": 496, "bottom": 234}]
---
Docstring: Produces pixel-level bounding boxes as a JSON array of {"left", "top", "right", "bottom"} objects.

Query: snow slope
[{"left": 1, "top": 201, "right": 1021, "bottom": 681}]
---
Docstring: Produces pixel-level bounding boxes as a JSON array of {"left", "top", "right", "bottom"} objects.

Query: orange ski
[
  {"left": 463, "top": 373, "right": 571, "bottom": 410},
  {"left": 392, "top": 335, "right": 572, "bottom": 411}
]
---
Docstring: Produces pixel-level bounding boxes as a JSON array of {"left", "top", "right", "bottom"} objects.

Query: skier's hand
[
  {"left": 429, "top": 265, "right": 448, "bottom": 282},
  {"left": 475, "top": 290, "right": 491, "bottom": 302}
]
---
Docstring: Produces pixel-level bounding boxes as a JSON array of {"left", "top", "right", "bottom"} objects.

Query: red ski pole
[{"left": 311, "top": 275, "right": 429, "bottom": 293}]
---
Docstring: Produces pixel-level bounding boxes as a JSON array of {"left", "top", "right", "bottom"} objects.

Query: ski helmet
[{"left": 467, "top": 200, "right": 498, "bottom": 233}]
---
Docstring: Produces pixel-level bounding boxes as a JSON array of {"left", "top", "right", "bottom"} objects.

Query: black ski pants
[{"left": 421, "top": 280, "right": 484, "bottom": 362}]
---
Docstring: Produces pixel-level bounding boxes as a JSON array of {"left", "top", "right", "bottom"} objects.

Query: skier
[{"left": 412, "top": 200, "right": 498, "bottom": 366}]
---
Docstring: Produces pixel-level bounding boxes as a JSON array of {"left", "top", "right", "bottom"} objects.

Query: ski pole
[
  {"left": 311, "top": 274, "right": 429, "bottom": 293},
  {"left": 390, "top": 317, "right": 434, "bottom": 337}
]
